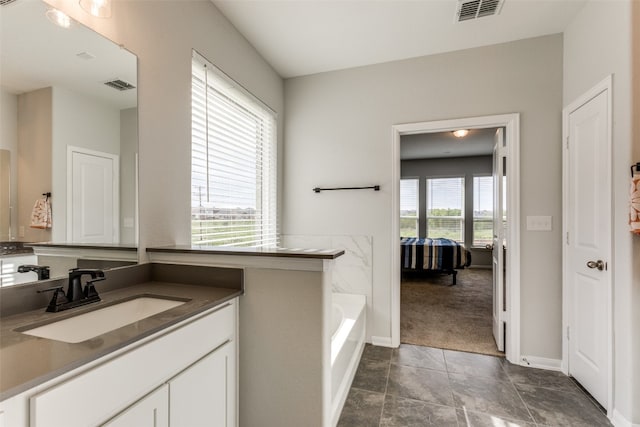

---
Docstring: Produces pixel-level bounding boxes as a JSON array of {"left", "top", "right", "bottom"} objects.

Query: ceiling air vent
[
  {"left": 0, "top": 0, "right": 19, "bottom": 6},
  {"left": 456, "top": 0, "right": 504, "bottom": 22},
  {"left": 104, "top": 79, "right": 136, "bottom": 91}
]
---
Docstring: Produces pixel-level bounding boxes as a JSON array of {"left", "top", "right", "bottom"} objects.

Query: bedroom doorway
[{"left": 390, "top": 114, "right": 521, "bottom": 363}]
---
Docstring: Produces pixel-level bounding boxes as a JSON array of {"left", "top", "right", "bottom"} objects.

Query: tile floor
[{"left": 338, "top": 344, "right": 611, "bottom": 427}]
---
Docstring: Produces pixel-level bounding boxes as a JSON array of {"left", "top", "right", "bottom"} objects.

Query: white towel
[
  {"left": 30, "top": 197, "right": 52, "bottom": 229},
  {"left": 630, "top": 174, "right": 640, "bottom": 235}
]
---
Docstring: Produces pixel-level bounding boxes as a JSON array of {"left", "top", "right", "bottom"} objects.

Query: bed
[{"left": 400, "top": 237, "right": 471, "bottom": 285}]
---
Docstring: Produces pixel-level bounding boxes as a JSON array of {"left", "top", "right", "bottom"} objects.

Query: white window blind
[
  {"left": 473, "top": 175, "right": 493, "bottom": 246},
  {"left": 425, "top": 177, "right": 464, "bottom": 242},
  {"left": 400, "top": 179, "right": 419, "bottom": 237},
  {"left": 191, "top": 52, "right": 278, "bottom": 247}
]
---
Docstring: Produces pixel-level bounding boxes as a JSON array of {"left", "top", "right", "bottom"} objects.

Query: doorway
[{"left": 391, "top": 114, "right": 521, "bottom": 363}]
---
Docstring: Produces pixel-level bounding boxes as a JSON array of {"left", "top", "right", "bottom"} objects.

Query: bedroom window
[
  {"left": 400, "top": 178, "right": 419, "bottom": 237},
  {"left": 191, "top": 51, "right": 278, "bottom": 247},
  {"left": 425, "top": 177, "right": 464, "bottom": 242},
  {"left": 473, "top": 175, "right": 493, "bottom": 246}
]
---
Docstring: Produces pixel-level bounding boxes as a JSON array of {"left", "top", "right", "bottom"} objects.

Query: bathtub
[{"left": 330, "top": 293, "right": 366, "bottom": 426}]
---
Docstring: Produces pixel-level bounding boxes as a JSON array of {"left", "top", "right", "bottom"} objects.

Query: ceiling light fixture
[
  {"left": 79, "top": 0, "right": 112, "bottom": 18},
  {"left": 453, "top": 129, "right": 469, "bottom": 138},
  {"left": 45, "top": 8, "right": 72, "bottom": 28}
]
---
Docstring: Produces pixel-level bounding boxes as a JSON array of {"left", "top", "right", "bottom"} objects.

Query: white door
[
  {"left": 492, "top": 128, "right": 505, "bottom": 352},
  {"left": 565, "top": 82, "right": 611, "bottom": 408},
  {"left": 68, "top": 147, "right": 119, "bottom": 243}
]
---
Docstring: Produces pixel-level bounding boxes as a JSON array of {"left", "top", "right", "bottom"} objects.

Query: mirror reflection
[{"left": 0, "top": 0, "right": 138, "bottom": 286}]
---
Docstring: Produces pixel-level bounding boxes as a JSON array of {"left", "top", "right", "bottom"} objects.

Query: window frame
[
  {"left": 472, "top": 174, "right": 494, "bottom": 248},
  {"left": 400, "top": 177, "right": 419, "bottom": 238},
  {"left": 191, "top": 50, "right": 278, "bottom": 247},
  {"left": 424, "top": 175, "right": 465, "bottom": 243}
]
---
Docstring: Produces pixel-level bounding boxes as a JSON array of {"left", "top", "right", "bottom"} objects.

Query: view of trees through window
[{"left": 400, "top": 175, "right": 498, "bottom": 246}]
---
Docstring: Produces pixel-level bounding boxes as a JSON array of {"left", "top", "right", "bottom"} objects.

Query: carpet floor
[{"left": 400, "top": 268, "right": 504, "bottom": 357}]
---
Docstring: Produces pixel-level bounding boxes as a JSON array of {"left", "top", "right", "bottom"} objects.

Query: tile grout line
[{"left": 377, "top": 355, "right": 392, "bottom": 427}]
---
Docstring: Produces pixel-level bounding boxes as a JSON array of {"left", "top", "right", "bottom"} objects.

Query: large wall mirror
[{"left": 0, "top": 0, "right": 138, "bottom": 286}]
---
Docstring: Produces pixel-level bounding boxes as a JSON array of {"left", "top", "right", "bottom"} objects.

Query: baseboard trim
[
  {"left": 611, "top": 409, "right": 639, "bottom": 427},
  {"left": 519, "top": 355, "right": 562, "bottom": 371},
  {"left": 371, "top": 336, "right": 394, "bottom": 347}
]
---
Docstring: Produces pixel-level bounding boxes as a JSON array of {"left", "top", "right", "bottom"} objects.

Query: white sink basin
[{"left": 20, "top": 297, "right": 186, "bottom": 343}]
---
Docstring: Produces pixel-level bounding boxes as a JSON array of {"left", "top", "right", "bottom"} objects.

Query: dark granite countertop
[
  {"left": 147, "top": 244, "right": 345, "bottom": 259},
  {"left": 0, "top": 264, "right": 243, "bottom": 401},
  {"left": 26, "top": 242, "right": 138, "bottom": 251}
]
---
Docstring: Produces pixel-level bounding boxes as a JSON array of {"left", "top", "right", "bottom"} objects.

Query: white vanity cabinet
[
  {"left": 103, "top": 341, "right": 236, "bottom": 427},
  {"left": 0, "top": 298, "right": 238, "bottom": 427},
  {"left": 103, "top": 385, "right": 169, "bottom": 427}
]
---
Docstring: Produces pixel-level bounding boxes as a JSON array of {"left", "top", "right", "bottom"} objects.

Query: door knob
[
  {"left": 485, "top": 244, "right": 494, "bottom": 250},
  {"left": 586, "top": 260, "right": 605, "bottom": 271}
]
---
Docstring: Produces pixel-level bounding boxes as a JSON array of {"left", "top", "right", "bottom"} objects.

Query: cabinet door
[
  {"left": 102, "top": 384, "right": 169, "bottom": 427},
  {"left": 169, "top": 342, "right": 235, "bottom": 427}
]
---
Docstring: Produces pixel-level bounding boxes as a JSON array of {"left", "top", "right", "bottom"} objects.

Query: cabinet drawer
[{"left": 30, "top": 301, "right": 235, "bottom": 427}]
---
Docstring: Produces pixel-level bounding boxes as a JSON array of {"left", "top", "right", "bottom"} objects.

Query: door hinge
[
  {"left": 566, "top": 326, "right": 570, "bottom": 340},
  {"left": 566, "top": 135, "right": 570, "bottom": 149},
  {"left": 566, "top": 232, "right": 569, "bottom": 245}
]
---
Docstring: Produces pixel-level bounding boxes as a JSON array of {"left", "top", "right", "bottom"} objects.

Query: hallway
[{"left": 338, "top": 344, "right": 610, "bottom": 426}]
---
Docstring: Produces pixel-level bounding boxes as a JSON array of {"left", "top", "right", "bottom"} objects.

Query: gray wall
[
  {"left": 564, "top": 0, "right": 637, "bottom": 422},
  {"left": 401, "top": 155, "right": 493, "bottom": 267},
  {"left": 45, "top": 0, "right": 285, "bottom": 256},
  {"left": 120, "top": 107, "right": 138, "bottom": 245},
  {"left": 284, "top": 34, "right": 564, "bottom": 358}
]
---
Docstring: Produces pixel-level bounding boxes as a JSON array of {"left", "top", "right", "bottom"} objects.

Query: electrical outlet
[
  {"left": 18, "top": 226, "right": 25, "bottom": 237},
  {"left": 526, "top": 216, "right": 552, "bottom": 231}
]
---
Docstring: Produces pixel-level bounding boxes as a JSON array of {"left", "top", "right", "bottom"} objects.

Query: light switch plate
[{"left": 526, "top": 215, "right": 552, "bottom": 231}]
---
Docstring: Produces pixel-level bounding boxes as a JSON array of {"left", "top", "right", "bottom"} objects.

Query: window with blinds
[
  {"left": 191, "top": 52, "right": 278, "bottom": 247},
  {"left": 473, "top": 175, "right": 493, "bottom": 246},
  {"left": 400, "top": 179, "right": 419, "bottom": 237},
  {"left": 425, "top": 177, "right": 464, "bottom": 242}
]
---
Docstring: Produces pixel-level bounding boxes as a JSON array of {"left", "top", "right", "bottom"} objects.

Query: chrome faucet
[{"left": 39, "top": 268, "right": 105, "bottom": 312}]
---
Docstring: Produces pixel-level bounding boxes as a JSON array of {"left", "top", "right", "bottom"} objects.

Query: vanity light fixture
[
  {"left": 452, "top": 129, "right": 469, "bottom": 138},
  {"left": 45, "top": 8, "right": 72, "bottom": 28},
  {"left": 79, "top": 0, "right": 112, "bottom": 18}
]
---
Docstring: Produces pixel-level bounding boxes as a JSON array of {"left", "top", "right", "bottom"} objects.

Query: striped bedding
[{"left": 400, "top": 237, "right": 471, "bottom": 271}]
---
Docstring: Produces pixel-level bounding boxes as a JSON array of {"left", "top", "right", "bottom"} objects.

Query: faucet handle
[
  {"left": 83, "top": 278, "right": 104, "bottom": 300},
  {"left": 38, "top": 286, "right": 69, "bottom": 312}
]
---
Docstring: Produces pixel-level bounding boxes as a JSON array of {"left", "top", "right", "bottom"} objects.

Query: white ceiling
[
  {"left": 0, "top": 0, "right": 137, "bottom": 109},
  {"left": 212, "top": 0, "right": 586, "bottom": 78},
  {"left": 401, "top": 127, "right": 498, "bottom": 160}
]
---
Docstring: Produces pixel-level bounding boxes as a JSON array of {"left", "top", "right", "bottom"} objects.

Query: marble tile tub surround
[
  {"left": 0, "top": 263, "right": 243, "bottom": 318},
  {"left": 282, "top": 235, "right": 372, "bottom": 295},
  {"left": 338, "top": 344, "right": 611, "bottom": 427}
]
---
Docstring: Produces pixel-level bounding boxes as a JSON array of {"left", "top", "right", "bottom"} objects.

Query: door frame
[
  {"left": 67, "top": 145, "right": 120, "bottom": 243},
  {"left": 390, "top": 113, "right": 521, "bottom": 363},
  {"left": 561, "top": 75, "right": 613, "bottom": 413}
]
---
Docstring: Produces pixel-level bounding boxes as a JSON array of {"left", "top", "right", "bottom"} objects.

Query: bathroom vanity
[
  {"left": 0, "top": 263, "right": 242, "bottom": 426},
  {"left": 147, "top": 245, "right": 351, "bottom": 427}
]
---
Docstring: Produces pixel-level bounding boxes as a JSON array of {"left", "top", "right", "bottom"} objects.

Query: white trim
[
  {"left": 519, "top": 355, "right": 562, "bottom": 371},
  {"left": 66, "top": 145, "right": 120, "bottom": 243},
  {"left": 390, "top": 113, "right": 521, "bottom": 363},
  {"left": 561, "top": 75, "right": 613, "bottom": 414},
  {"left": 371, "top": 336, "right": 393, "bottom": 347},
  {"left": 611, "top": 409, "right": 639, "bottom": 427}
]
